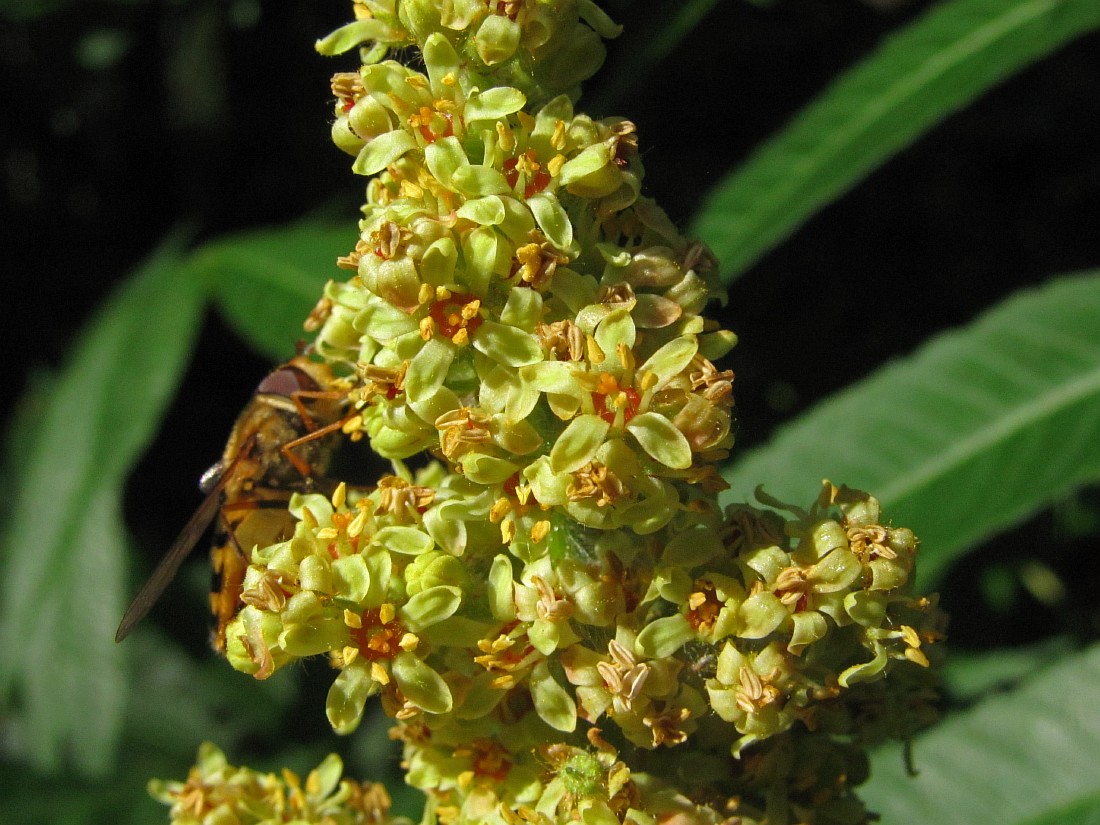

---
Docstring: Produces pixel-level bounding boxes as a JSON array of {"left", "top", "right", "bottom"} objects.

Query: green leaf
[
  {"left": 690, "top": 0, "right": 1100, "bottom": 280},
  {"left": 121, "top": 628, "right": 297, "bottom": 760},
  {"left": 0, "top": 237, "right": 204, "bottom": 776},
  {"left": 0, "top": 750, "right": 170, "bottom": 825},
  {"left": 942, "top": 637, "right": 1075, "bottom": 701},
  {"left": 197, "top": 219, "right": 355, "bottom": 360},
  {"left": 721, "top": 272, "right": 1100, "bottom": 588},
  {"left": 1017, "top": 794, "right": 1100, "bottom": 825},
  {"left": 0, "top": 368, "right": 55, "bottom": 512},
  {"left": 863, "top": 644, "right": 1100, "bottom": 825}
]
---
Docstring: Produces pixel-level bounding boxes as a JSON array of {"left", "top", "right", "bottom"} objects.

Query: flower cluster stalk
[{"left": 151, "top": 2, "right": 944, "bottom": 823}]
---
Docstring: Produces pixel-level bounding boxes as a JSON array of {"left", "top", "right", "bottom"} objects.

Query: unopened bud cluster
[{"left": 154, "top": 2, "right": 943, "bottom": 824}]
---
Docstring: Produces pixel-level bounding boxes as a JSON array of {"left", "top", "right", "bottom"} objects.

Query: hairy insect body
[
  {"left": 116, "top": 357, "right": 347, "bottom": 652},
  {"left": 206, "top": 363, "right": 344, "bottom": 651}
]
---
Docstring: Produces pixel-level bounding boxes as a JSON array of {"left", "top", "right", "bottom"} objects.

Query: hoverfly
[{"left": 115, "top": 356, "right": 349, "bottom": 652}]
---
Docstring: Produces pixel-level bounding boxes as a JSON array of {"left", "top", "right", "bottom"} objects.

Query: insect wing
[
  {"left": 114, "top": 435, "right": 257, "bottom": 643},
  {"left": 114, "top": 484, "right": 224, "bottom": 642}
]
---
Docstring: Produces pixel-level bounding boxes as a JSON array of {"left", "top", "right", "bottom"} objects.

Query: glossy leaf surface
[
  {"left": 722, "top": 272, "right": 1100, "bottom": 587},
  {"left": 692, "top": 0, "right": 1100, "bottom": 279},
  {"left": 0, "top": 239, "right": 203, "bottom": 775}
]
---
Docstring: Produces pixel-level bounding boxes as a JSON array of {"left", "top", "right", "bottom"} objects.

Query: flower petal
[
  {"left": 531, "top": 660, "right": 577, "bottom": 732},
  {"left": 464, "top": 86, "right": 527, "bottom": 122},
  {"left": 326, "top": 661, "right": 376, "bottom": 734},
  {"left": 626, "top": 412, "right": 692, "bottom": 469},
  {"left": 638, "top": 335, "right": 698, "bottom": 386},
  {"left": 550, "top": 414, "right": 610, "bottom": 474},
  {"left": 373, "top": 525, "right": 435, "bottom": 556},
  {"left": 472, "top": 319, "right": 544, "bottom": 366},
  {"left": 400, "top": 584, "right": 462, "bottom": 630},
  {"left": 392, "top": 651, "right": 453, "bottom": 713},
  {"left": 635, "top": 614, "right": 693, "bottom": 659},
  {"left": 352, "top": 129, "right": 418, "bottom": 176}
]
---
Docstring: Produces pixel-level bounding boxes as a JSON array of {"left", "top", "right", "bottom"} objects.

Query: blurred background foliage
[{"left": 2, "top": 0, "right": 1100, "bottom": 822}]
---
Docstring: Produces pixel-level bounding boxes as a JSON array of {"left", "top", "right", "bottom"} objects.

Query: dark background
[{"left": 3, "top": 0, "right": 1100, "bottom": 782}]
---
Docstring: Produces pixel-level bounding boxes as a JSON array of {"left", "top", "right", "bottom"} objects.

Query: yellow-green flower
[
  {"left": 202, "top": 4, "right": 945, "bottom": 825},
  {"left": 149, "top": 742, "right": 408, "bottom": 825}
]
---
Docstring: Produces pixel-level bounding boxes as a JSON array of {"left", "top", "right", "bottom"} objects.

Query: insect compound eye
[{"left": 255, "top": 365, "right": 320, "bottom": 398}]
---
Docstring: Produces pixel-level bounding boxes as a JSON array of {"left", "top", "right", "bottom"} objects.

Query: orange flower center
[
  {"left": 429, "top": 293, "right": 483, "bottom": 338},
  {"left": 503, "top": 150, "right": 552, "bottom": 198},
  {"left": 350, "top": 608, "right": 405, "bottom": 661},
  {"left": 592, "top": 374, "right": 641, "bottom": 424}
]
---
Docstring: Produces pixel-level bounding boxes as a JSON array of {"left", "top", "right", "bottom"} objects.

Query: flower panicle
[
  {"left": 150, "top": 742, "right": 409, "bottom": 825},
  {"left": 180, "top": 2, "right": 946, "bottom": 825},
  {"left": 213, "top": 471, "right": 942, "bottom": 823}
]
